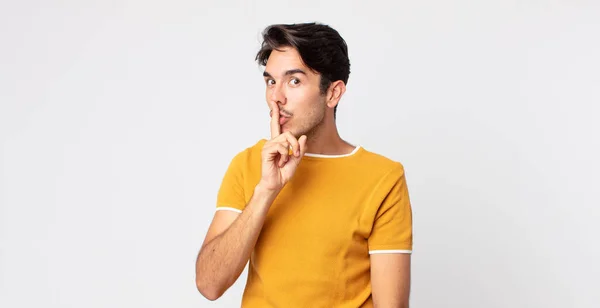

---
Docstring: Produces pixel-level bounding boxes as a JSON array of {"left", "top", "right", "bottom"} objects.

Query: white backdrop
[{"left": 1, "top": 1, "right": 599, "bottom": 307}]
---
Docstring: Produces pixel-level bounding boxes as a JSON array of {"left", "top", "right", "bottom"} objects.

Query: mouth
[{"left": 279, "top": 115, "right": 290, "bottom": 125}]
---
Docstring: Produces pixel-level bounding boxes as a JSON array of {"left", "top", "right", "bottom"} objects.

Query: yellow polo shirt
[{"left": 216, "top": 139, "right": 413, "bottom": 307}]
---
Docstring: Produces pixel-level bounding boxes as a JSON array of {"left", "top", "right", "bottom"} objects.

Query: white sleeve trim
[
  {"left": 215, "top": 207, "right": 242, "bottom": 213},
  {"left": 369, "top": 249, "right": 412, "bottom": 254}
]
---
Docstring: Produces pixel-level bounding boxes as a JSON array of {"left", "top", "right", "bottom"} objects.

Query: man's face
[{"left": 263, "top": 46, "right": 327, "bottom": 138}]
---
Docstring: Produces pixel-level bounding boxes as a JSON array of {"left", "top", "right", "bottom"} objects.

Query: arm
[
  {"left": 195, "top": 183, "right": 278, "bottom": 300},
  {"left": 196, "top": 102, "right": 307, "bottom": 300},
  {"left": 370, "top": 253, "right": 411, "bottom": 308},
  {"left": 368, "top": 163, "right": 413, "bottom": 307}
]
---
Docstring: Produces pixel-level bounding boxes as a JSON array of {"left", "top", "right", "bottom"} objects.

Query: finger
[
  {"left": 269, "top": 102, "right": 280, "bottom": 139},
  {"left": 267, "top": 138, "right": 290, "bottom": 154},
  {"left": 274, "top": 143, "right": 289, "bottom": 167},
  {"left": 297, "top": 135, "right": 308, "bottom": 157},
  {"left": 264, "top": 142, "right": 288, "bottom": 161},
  {"left": 264, "top": 141, "right": 287, "bottom": 157},
  {"left": 279, "top": 132, "right": 300, "bottom": 157},
  {"left": 278, "top": 154, "right": 288, "bottom": 168},
  {"left": 288, "top": 135, "right": 307, "bottom": 165}
]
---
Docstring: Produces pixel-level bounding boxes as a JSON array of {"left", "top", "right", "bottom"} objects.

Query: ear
[{"left": 326, "top": 80, "right": 346, "bottom": 109}]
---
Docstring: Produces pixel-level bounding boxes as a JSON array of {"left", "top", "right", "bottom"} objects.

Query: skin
[
  {"left": 263, "top": 46, "right": 354, "bottom": 155},
  {"left": 195, "top": 46, "right": 411, "bottom": 307}
]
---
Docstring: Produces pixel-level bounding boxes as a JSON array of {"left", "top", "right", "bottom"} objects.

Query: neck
[{"left": 305, "top": 116, "right": 355, "bottom": 155}]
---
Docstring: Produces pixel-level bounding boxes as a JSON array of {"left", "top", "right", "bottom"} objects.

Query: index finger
[{"left": 269, "top": 102, "right": 280, "bottom": 139}]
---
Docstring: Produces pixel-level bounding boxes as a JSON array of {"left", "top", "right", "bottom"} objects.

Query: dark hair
[{"left": 255, "top": 22, "right": 351, "bottom": 117}]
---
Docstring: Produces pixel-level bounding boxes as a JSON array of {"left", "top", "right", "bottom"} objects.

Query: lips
[{"left": 279, "top": 115, "right": 290, "bottom": 125}]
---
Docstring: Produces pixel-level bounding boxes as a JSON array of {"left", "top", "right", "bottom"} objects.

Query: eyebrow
[{"left": 263, "top": 69, "right": 307, "bottom": 78}]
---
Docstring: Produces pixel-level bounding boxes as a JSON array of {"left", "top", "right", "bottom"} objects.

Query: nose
[{"left": 269, "top": 83, "right": 286, "bottom": 106}]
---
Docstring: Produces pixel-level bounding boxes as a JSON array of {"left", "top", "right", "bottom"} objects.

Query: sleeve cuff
[
  {"left": 215, "top": 206, "right": 242, "bottom": 213},
  {"left": 369, "top": 249, "right": 412, "bottom": 254}
]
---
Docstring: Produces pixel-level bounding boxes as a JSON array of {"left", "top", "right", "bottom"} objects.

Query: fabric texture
[{"left": 216, "top": 139, "right": 413, "bottom": 307}]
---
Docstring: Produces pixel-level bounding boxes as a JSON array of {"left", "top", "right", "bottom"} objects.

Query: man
[{"left": 195, "top": 22, "right": 413, "bottom": 307}]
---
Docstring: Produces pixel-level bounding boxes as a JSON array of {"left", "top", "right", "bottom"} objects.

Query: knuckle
[
  {"left": 277, "top": 139, "right": 288, "bottom": 146},
  {"left": 262, "top": 143, "right": 275, "bottom": 153}
]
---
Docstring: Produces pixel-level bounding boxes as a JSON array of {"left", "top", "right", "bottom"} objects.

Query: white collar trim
[{"left": 304, "top": 145, "right": 361, "bottom": 158}]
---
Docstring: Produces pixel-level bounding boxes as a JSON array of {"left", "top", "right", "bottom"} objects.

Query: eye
[
  {"left": 266, "top": 79, "right": 275, "bottom": 86},
  {"left": 289, "top": 78, "right": 300, "bottom": 85}
]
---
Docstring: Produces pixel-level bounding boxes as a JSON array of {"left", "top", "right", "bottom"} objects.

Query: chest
[{"left": 258, "top": 173, "right": 376, "bottom": 259}]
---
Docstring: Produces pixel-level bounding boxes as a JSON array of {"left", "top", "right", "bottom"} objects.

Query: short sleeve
[
  {"left": 215, "top": 150, "right": 248, "bottom": 213},
  {"left": 367, "top": 164, "right": 413, "bottom": 254}
]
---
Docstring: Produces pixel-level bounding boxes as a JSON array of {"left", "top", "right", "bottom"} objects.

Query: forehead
[{"left": 264, "top": 46, "right": 312, "bottom": 76}]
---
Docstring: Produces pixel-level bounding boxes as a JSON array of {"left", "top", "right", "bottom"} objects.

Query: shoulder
[
  {"left": 227, "top": 138, "right": 267, "bottom": 167},
  {"left": 356, "top": 147, "right": 406, "bottom": 180}
]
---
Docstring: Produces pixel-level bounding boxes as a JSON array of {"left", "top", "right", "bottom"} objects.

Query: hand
[{"left": 259, "top": 103, "right": 307, "bottom": 192}]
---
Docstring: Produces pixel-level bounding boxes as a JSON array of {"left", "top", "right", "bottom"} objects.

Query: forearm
[{"left": 195, "top": 183, "right": 278, "bottom": 299}]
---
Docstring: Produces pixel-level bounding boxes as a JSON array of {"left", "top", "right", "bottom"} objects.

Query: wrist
[{"left": 254, "top": 181, "right": 281, "bottom": 201}]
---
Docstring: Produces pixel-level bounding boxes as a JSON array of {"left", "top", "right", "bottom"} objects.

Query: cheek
[{"left": 291, "top": 87, "right": 321, "bottom": 107}]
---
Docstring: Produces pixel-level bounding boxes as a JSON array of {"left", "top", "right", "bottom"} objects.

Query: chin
[
  {"left": 281, "top": 126, "right": 299, "bottom": 138},
  {"left": 282, "top": 122, "right": 316, "bottom": 139},
  {"left": 281, "top": 126, "right": 294, "bottom": 136}
]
